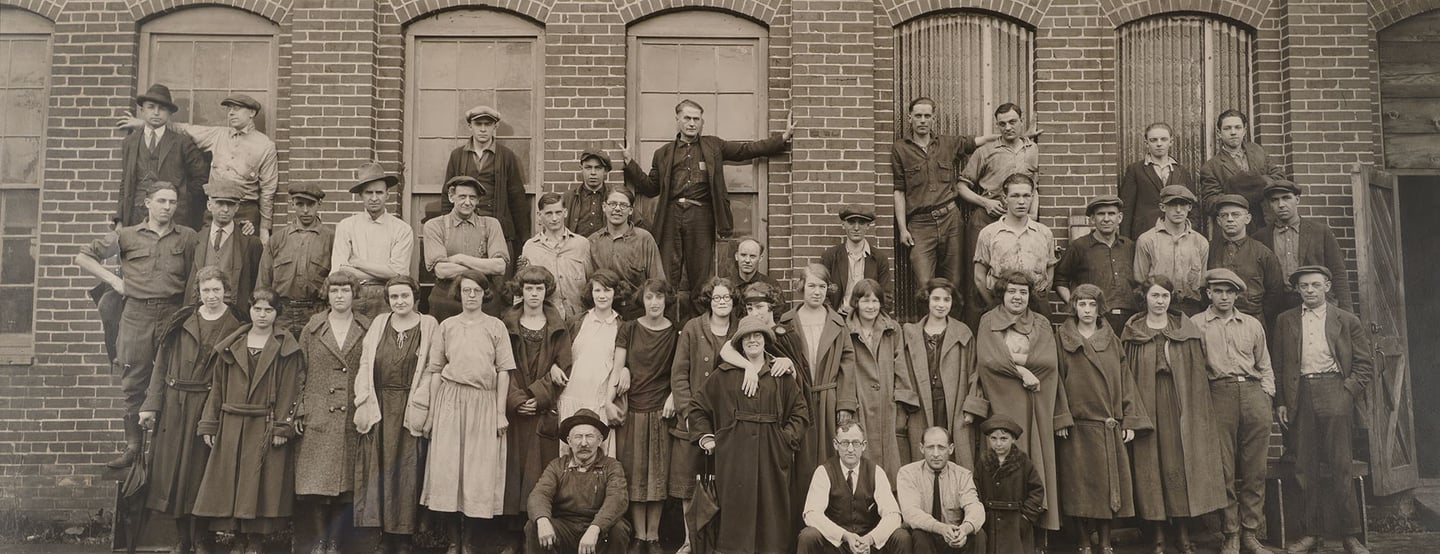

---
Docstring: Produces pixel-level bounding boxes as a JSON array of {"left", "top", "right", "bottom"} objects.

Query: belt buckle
[
  {"left": 928, "top": 205, "right": 948, "bottom": 218},
  {"left": 1234, "top": 375, "right": 1249, "bottom": 383},
  {"left": 1104, "top": 418, "right": 1119, "bottom": 429}
]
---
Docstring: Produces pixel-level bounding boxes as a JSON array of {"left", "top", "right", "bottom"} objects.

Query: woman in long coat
[
  {"left": 1124, "top": 276, "right": 1227, "bottom": 553},
  {"left": 963, "top": 271, "right": 1072, "bottom": 533},
  {"left": 353, "top": 276, "right": 437, "bottom": 551},
  {"left": 669, "top": 276, "right": 737, "bottom": 551},
  {"left": 295, "top": 273, "right": 370, "bottom": 553},
  {"left": 899, "top": 278, "right": 978, "bottom": 468},
  {"left": 1056, "top": 284, "right": 1152, "bottom": 554},
  {"left": 501, "top": 267, "right": 566, "bottom": 530},
  {"left": 139, "top": 267, "right": 242, "bottom": 553},
  {"left": 839, "top": 278, "right": 909, "bottom": 477},
  {"left": 193, "top": 288, "right": 304, "bottom": 554},
  {"left": 691, "top": 315, "right": 809, "bottom": 554}
]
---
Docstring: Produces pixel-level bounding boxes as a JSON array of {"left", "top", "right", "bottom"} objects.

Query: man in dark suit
[
  {"left": 184, "top": 183, "right": 263, "bottom": 315},
  {"left": 622, "top": 99, "right": 793, "bottom": 307},
  {"left": 117, "top": 83, "right": 209, "bottom": 229},
  {"left": 1118, "top": 122, "right": 1197, "bottom": 239},
  {"left": 1255, "top": 180, "right": 1352, "bottom": 312},
  {"left": 820, "top": 204, "right": 893, "bottom": 316},
  {"left": 1273, "top": 266, "right": 1372, "bottom": 554}
]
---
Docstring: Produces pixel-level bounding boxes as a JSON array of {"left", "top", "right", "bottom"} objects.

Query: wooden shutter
[
  {"left": 1117, "top": 15, "right": 1253, "bottom": 176},
  {"left": 0, "top": 8, "right": 51, "bottom": 364},
  {"left": 140, "top": 8, "right": 279, "bottom": 132},
  {"left": 1377, "top": 9, "right": 1440, "bottom": 169},
  {"left": 893, "top": 12, "right": 1034, "bottom": 320}
]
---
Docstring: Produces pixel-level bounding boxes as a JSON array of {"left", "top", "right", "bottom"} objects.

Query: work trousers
[
  {"left": 797, "top": 527, "right": 912, "bottom": 554},
  {"left": 907, "top": 207, "right": 965, "bottom": 292},
  {"left": 276, "top": 299, "right": 325, "bottom": 340},
  {"left": 661, "top": 202, "right": 716, "bottom": 294},
  {"left": 523, "top": 517, "right": 631, "bottom": 554},
  {"left": 117, "top": 296, "right": 182, "bottom": 415},
  {"left": 910, "top": 529, "right": 978, "bottom": 554},
  {"left": 1209, "top": 378, "right": 1272, "bottom": 535},
  {"left": 1294, "top": 375, "right": 1363, "bottom": 537},
  {"left": 355, "top": 282, "right": 390, "bottom": 320}
]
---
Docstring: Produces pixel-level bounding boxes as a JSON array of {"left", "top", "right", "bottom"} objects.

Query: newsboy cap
[
  {"left": 1263, "top": 179, "right": 1302, "bottom": 198},
  {"left": 1211, "top": 194, "right": 1250, "bottom": 215},
  {"left": 981, "top": 415, "right": 1023, "bottom": 438},
  {"left": 1158, "top": 185, "right": 1197, "bottom": 205},
  {"left": 203, "top": 182, "right": 244, "bottom": 202},
  {"left": 838, "top": 204, "right": 876, "bottom": 223},
  {"left": 1204, "top": 268, "right": 1247, "bottom": 292},
  {"left": 579, "top": 148, "right": 612, "bottom": 172},
  {"left": 288, "top": 182, "right": 326, "bottom": 203},
  {"left": 1288, "top": 265, "right": 1332, "bottom": 287},
  {"left": 220, "top": 94, "right": 261, "bottom": 112},
  {"left": 464, "top": 105, "right": 502, "bottom": 124},
  {"left": 1085, "top": 194, "right": 1124, "bottom": 215}
]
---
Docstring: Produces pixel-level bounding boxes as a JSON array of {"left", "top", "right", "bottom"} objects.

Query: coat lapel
[
  {"left": 814, "top": 309, "right": 846, "bottom": 368},
  {"left": 902, "top": 324, "right": 935, "bottom": 418},
  {"left": 248, "top": 334, "right": 282, "bottom": 397},
  {"left": 940, "top": 319, "right": 969, "bottom": 415},
  {"left": 155, "top": 131, "right": 176, "bottom": 166}
]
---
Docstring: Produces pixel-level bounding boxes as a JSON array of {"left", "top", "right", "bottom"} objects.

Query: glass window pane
[
  {"left": 151, "top": 40, "right": 195, "bottom": 88},
  {"left": 5, "top": 87, "right": 45, "bottom": 136},
  {"left": 678, "top": 45, "right": 717, "bottom": 91},
  {"left": 193, "top": 42, "right": 232, "bottom": 88},
  {"left": 417, "top": 90, "right": 459, "bottom": 137},
  {"left": 231, "top": 40, "right": 272, "bottom": 84},
  {"left": 9, "top": 39, "right": 49, "bottom": 87},
  {"left": 715, "top": 44, "right": 757, "bottom": 92},
  {"left": 0, "top": 238, "right": 35, "bottom": 285},
  {"left": 0, "top": 285, "right": 34, "bottom": 333},
  {"left": 191, "top": 90, "right": 231, "bottom": 127},
  {"left": 497, "top": 41, "right": 534, "bottom": 89},
  {"left": 0, "top": 137, "right": 40, "bottom": 185},
  {"left": 455, "top": 43, "right": 498, "bottom": 90},
  {"left": 416, "top": 41, "right": 458, "bottom": 88},
  {"left": 639, "top": 44, "right": 678, "bottom": 91},
  {"left": 2, "top": 189, "right": 38, "bottom": 234},
  {"left": 496, "top": 90, "right": 533, "bottom": 137}
]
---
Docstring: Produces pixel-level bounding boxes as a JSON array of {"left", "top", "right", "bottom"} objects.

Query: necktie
[
  {"left": 213, "top": 229, "right": 224, "bottom": 252},
  {"left": 931, "top": 468, "right": 944, "bottom": 520},
  {"left": 847, "top": 469, "right": 856, "bottom": 493},
  {"left": 147, "top": 130, "right": 157, "bottom": 151}
]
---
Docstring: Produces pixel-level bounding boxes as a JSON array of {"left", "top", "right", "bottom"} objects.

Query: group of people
[{"left": 78, "top": 80, "right": 1373, "bottom": 554}]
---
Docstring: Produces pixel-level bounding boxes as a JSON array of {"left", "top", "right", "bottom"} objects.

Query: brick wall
[{"left": 0, "top": 0, "right": 1404, "bottom": 521}]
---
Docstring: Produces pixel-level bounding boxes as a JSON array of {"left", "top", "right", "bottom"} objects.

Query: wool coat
[
  {"left": 141, "top": 306, "right": 242, "bottom": 516},
  {"left": 974, "top": 445, "right": 1045, "bottom": 554},
  {"left": 1254, "top": 218, "right": 1354, "bottom": 312},
  {"left": 117, "top": 125, "right": 209, "bottom": 229},
  {"left": 622, "top": 133, "right": 788, "bottom": 242},
  {"left": 963, "top": 308, "right": 1072, "bottom": 531},
  {"left": 1122, "top": 313, "right": 1228, "bottom": 519},
  {"left": 1198, "top": 141, "right": 1286, "bottom": 231},
  {"left": 780, "top": 306, "right": 858, "bottom": 496},
  {"left": 898, "top": 317, "right": 978, "bottom": 469},
  {"left": 444, "top": 141, "right": 531, "bottom": 248},
  {"left": 1118, "top": 160, "right": 1198, "bottom": 239},
  {"left": 1272, "top": 305, "right": 1373, "bottom": 429},
  {"left": 294, "top": 311, "right": 369, "bottom": 497},
  {"left": 185, "top": 223, "right": 264, "bottom": 315},
  {"left": 192, "top": 326, "right": 304, "bottom": 522},
  {"left": 1055, "top": 319, "right": 1153, "bottom": 519},
  {"left": 840, "top": 313, "right": 910, "bottom": 477},
  {"left": 502, "top": 306, "right": 568, "bottom": 515}
]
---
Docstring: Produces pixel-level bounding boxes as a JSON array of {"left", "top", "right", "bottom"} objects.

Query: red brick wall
[{"left": 0, "top": 0, "right": 1399, "bottom": 520}]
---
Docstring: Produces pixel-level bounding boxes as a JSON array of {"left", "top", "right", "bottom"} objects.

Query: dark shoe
[
  {"left": 106, "top": 415, "right": 142, "bottom": 469},
  {"left": 647, "top": 540, "right": 665, "bottom": 554},
  {"left": 1343, "top": 536, "right": 1370, "bottom": 554},
  {"left": 193, "top": 534, "right": 215, "bottom": 554},
  {"left": 1221, "top": 534, "right": 1241, "bottom": 554},
  {"left": 392, "top": 536, "right": 415, "bottom": 554},
  {"left": 325, "top": 539, "right": 342, "bottom": 554},
  {"left": 1241, "top": 533, "right": 1269, "bottom": 553},
  {"left": 1286, "top": 536, "right": 1321, "bottom": 553}
]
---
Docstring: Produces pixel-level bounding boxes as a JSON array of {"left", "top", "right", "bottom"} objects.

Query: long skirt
[
  {"left": 616, "top": 409, "right": 671, "bottom": 502},
  {"left": 421, "top": 379, "right": 506, "bottom": 518},
  {"left": 668, "top": 436, "right": 701, "bottom": 500},
  {"left": 354, "top": 389, "right": 426, "bottom": 534},
  {"left": 1154, "top": 372, "right": 1195, "bottom": 516}
]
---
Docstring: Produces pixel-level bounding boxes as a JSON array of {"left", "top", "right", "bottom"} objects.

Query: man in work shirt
[
  {"left": 960, "top": 102, "right": 1040, "bottom": 323},
  {"left": 1255, "top": 179, "right": 1353, "bottom": 313},
  {"left": 563, "top": 147, "right": 617, "bottom": 238},
  {"left": 444, "top": 105, "right": 532, "bottom": 257},
  {"left": 258, "top": 182, "right": 333, "bottom": 338},
  {"left": 1056, "top": 194, "right": 1139, "bottom": 332},
  {"left": 1134, "top": 185, "right": 1210, "bottom": 316},
  {"left": 332, "top": 162, "right": 414, "bottom": 318},
  {"left": 1208, "top": 194, "right": 1285, "bottom": 326},
  {"left": 423, "top": 175, "right": 509, "bottom": 320}
]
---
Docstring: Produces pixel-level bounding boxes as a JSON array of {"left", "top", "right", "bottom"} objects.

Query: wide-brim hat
[
  {"left": 980, "top": 415, "right": 1023, "bottom": 438},
  {"left": 135, "top": 84, "right": 178, "bottom": 113},
  {"left": 559, "top": 408, "right": 609, "bottom": 439},
  {"left": 349, "top": 162, "right": 400, "bottom": 193},
  {"left": 730, "top": 314, "right": 777, "bottom": 352}
]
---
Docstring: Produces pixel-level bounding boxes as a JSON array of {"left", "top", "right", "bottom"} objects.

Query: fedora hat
[
  {"left": 135, "top": 84, "right": 178, "bottom": 113},
  {"left": 348, "top": 162, "right": 400, "bottom": 194}
]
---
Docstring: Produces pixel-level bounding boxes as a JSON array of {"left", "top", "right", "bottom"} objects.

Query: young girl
[
  {"left": 558, "top": 270, "right": 629, "bottom": 456},
  {"left": 616, "top": 279, "right": 679, "bottom": 553},
  {"left": 975, "top": 415, "right": 1045, "bottom": 554},
  {"left": 898, "top": 278, "right": 978, "bottom": 467}
]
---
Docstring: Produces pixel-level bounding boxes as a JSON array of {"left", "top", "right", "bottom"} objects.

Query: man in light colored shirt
[
  {"left": 1190, "top": 268, "right": 1274, "bottom": 554},
  {"left": 799, "top": 423, "right": 910, "bottom": 554},
  {"left": 896, "top": 427, "right": 985, "bottom": 554},
  {"left": 820, "top": 205, "right": 893, "bottom": 315},
  {"left": 972, "top": 174, "right": 1056, "bottom": 319},
  {"left": 522, "top": 192, "right": 593, "bottom": 321},
  {"left": 1272, "top": 266, "right": 1372, "bottom": 554},
  {"left": 332, "top": 162, "right": 413, "bottom": 318},
  {"left": 423, "top": 176, "right": 509, "bottom": 320},
  {"left": 1135, "top": 185, "right": 1210, "bottom": 316}
]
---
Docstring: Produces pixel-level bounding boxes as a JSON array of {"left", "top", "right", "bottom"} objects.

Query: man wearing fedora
[
  {"left": 116, "top": 83, "right": 209, "bottom": 229},
  {"left": 1255, "top": 179, "right": 1353, "bottom": 313},
  {"left": 332, "top": 162, "right": 414, "bottom": 318},
  {"left": 563, "top": 147, "right": 620, "bottom": 238},
  {"left": 423, "top": 175, "right": 509, "bottom": 320},
  {"left": 184, "top": 183, "right": 263, "bottom": 315},
  {"left": 121, "top": 94, "right": 278, "bottom": 242},
  {"left": 526, "top": 408, "right": 632, "bottom": 554},
  {"left": 1191, "top": 268, "right": 1275, "bottom": 554},
  {"left": 259, "top": 182, "right": 334, "bottom": 338},
  {"left": 445, "top": 105, "right": 532, "bottom": 257},
  {"left": 820, "top": 204, "right": 893, "bottom": 316},
  {"left": 1274, "top": 266, "right": 1372, "bottom": 554}
]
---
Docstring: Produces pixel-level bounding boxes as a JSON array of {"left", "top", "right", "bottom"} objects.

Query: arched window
[
  {"left": 0, "top": 7, "right": 52, "bottom": 364},
  {"left": 627, "top": 10, "right": 770, "bottom": 247},
  {"left": 895, "top": 11, "right": 1034, "bottom": 137},
  {"left": 1117, "top": 14, "right": 1254, "bottom": 174},
  {"left": 139, "top": 7, "right": 280, "bottom": 131}
]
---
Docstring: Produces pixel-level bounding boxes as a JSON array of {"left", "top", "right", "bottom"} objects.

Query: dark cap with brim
[
  {"left": 980, "top": 415, "right": 1023, "bottom": 438},
  {"left": 288, "top": 182, "right": 326, "bottom": 203},
  {"left": 1158, "top": 185, "right": 1197, "bottom": 205},
  {"left": 1288, "top": 265, "right": 1332, "bottom": 287},
  {"left": 1204, "top": 268, "right": 1247, "bottom": 293},
  {"left": 1085, "top": 194, "right": 1124, "bottom": 215},
  {"left": 220, "top": 94, "right": 261, "bottom": 112},
  {"left": 559, "top": 408, "right": 609, "bottom": 439}
]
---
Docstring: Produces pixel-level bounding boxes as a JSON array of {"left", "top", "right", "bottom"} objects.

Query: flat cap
[
  {"left": 838, "top": 204, "right": 876, "bottom": 222},
  {"left": 579, "top": 148, "right": 612, "bottom": 172},
  {"left": 1085, "top": 194, "right": 1124, "bottom": 214},
  {"left": 1288, "top": 265, "right": 1332, "bottom": 286},
  {"left": 1204, "top": 268, "right": 1247, "bottom": 292},
  {"left": 220, "top": 94, "right": 261, "bottom": 112},
  {"left": 444, "top": 175, "right": 486, "bottom": 195},
  {"left": 980, "top": 415, "right": 1023, "bottom": 438},
  {"left": 1212, "top": 194, "right": 1250, "bottom": 215},
  {"left": 1263, "top": 179, "right": 1302, "bottom": 198},
  {"left": 349, "top": 161, "right": 400, "bottom": 194},
  {"left": 1159, "top": 184, "right": 1197, "bottom": 205},
  {"left": 288, "top": 182, "right": 326, "bottom": 203},
  {"left": 203, "top": 182, "right": 245, "bottom": 201},
  {"left": 464, "top": 105, "right": 501, "bottom": 124}
]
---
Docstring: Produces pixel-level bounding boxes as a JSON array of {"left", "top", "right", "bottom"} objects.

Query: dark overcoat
[
  {"left": 781, "top": 306, "right": 857, "bottom": 495},
  {"left": 840, "top": 313, "right": 909, "bottom": 477},
  {"left": 1197, "top": 141, "right": 1286, "bottom": 230},
  {"left": 1118, "top": 159, "right": 1197, "bottom": 239},
  {"left": 975, "top": 445, "right": 1045, "bottom": 554},
  {"left": 502, "top": 306, "right": 568, "bottom": 515},
  {"left": 898, "top": 317, "right": 978, "bottom": 468},
  {"left": 294, "top": 311, "right": 369, "bottom": 497},
  {"left": 444, "top": 142, "right": 531, "bottom": 248}
]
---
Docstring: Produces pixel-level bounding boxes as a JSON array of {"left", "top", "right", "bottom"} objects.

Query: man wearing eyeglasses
[
  {"left": 799, "top": 422, "right": 911, "bottom": 554},
  {"left": 1206, "top": 195, "right": 1285, "bottom": 326},
  {"left": 587, "top": 187, "right": 665, "bottom": 319}
]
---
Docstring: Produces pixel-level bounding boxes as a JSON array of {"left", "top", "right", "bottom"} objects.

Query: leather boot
[{"left": 106, "top": 415, "right": 142, "bottom": 469}]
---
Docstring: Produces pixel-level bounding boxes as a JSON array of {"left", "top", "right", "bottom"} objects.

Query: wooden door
[
  {"left": 1351, "top": 163, "right": 1420, "bottom": 496},
  {"left": 1378, "top": 9, "right": 1440, "bottom": 169}
]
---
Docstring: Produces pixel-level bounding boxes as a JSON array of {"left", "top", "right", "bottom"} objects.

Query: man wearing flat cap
[
  {"left": 563, "top": 147, "right": 620, "bottom": 238},
  {"left": 332, "top": 162, "right": 414, "bottom": 318},
  {"left": 1207, "top": 194, "right": 1285, "bottom": 326},
  {"left": 526, "top": 408, "right": 631, "bottom": 554},
  {"left": 116, "top": 83, "right": 209, "bottom": 229},
  {"left": 445, "top": 105, "right": 531, "bottom": 257},
  {"left": 1255, "top": 179, "right": 1353, "bottom": 313},
  {"left": 622, "top": 99, "right": 795, "bottom": 312},
  {"left": 821, "top": 204, "right": 893, "bottom": 315},
  {"left": 1135, "top": 184, "right": 1210, "bottom": 316},
  {"left": 185, "top": 182, "right": 263, "bottom": 315},
  {"left": 1190, "top": 268, "right": 1275, "bottom": 554},
  {"left": 122, "top": 94, "right": 279, "bottom": 241},
  {"left": 1056, "top": 194, "right": 1140, "bottom": 331},
  {"left": 423, "top": 175, "right": 509, "bottom": 320},
  {"left": 1273, "top": 266, "right": 1372, "bottom": 554},
  {"left": 260, "top": 182, "right": 335, "bottom": 337}
]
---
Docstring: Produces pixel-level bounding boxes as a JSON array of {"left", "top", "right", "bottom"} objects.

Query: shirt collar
[
  {"left": 213, "top": 222, "right": 235, "bottom": 237},
  {"left": 997, "top": 137, "right": 1036, "bottom": 152},
  {"left": 845, "top": 239, "right": 871, "bottom": 258},
  {"left": 448, "top": 212, "right": 478, "bottom": 228},
  {"left": 1222, "top": 143, "right": 1246, "bottom": 157},
  {"left": 1199, "top": 307, "right": 1241, "bottom": 323},
  {"left": 674, "top": 133, "right": 700, "bottom": 146},
  {"left": 363, "top": 211, "right": 396, "bottom": 224},
  {"left": 533, "top": 228, "right": 579, "bottom": 243},
  {"left": 288, "top": 222, "right": 323, "bottom": 235},
  {"left": 585, "top": 309, "right": 620, "bottom": 325},
  {"left": 1145, "top": 156, "right": 1176, "bottom": 169},
  {"left": 466, "top": 138, "right": 496, "bottom": 155},
  {"left": 1275, "top": 217, "right": 1302, "bottom": 233},
  {"left": 1303, "top": 303, "right": 1327, "bottom": 319},
  {"left": 229, "top": 124, "right": 254, "bottom": 138},
  {"left": 995, "top": 216, "right": 1042, "bottom": 235},
  {"left": 147, "top": 125, "right": 166, "bottom": 140},
  {"left": 565, "top": 454, "right": 603, "bottom": 471},
  {"left": 597, "top": 223, "right": 635, "bottom": 239}
]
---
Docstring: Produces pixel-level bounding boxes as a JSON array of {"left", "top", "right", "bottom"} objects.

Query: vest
[{"left": 822, "top": 457, "right": 881, "bottom": 535}]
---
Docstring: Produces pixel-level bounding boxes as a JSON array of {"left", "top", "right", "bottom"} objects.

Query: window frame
[
  {"left": 0, "top": 7, "right": 53, "bottom": 365},
  {"left": 137, "top": 7, "right": 281, "bottom": 133}
]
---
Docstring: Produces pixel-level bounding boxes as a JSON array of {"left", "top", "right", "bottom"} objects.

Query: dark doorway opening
[{"left": 1399, "top": 175, "right": 1440, "bottom": 477}]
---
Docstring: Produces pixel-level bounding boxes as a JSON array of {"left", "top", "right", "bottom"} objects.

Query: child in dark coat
[{"left": 975, "top": 415, "right": 1046, "bottom": 554}]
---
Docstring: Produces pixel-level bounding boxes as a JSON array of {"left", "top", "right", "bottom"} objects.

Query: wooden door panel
[{"left": 1352, "top": 164, "right": 1420, "bottom": 496}]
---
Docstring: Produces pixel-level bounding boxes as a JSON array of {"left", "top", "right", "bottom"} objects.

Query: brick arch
[
  {"left": 614, "top": 0, "right": 779, "bottom": 27},
  {"left": 878, "top": 0, "right": 1048, "bottom": 28},
  {"left": 392, "top": 0, "right": 551, "bottom": 26},
  {"left": 0, "top": 0, "right": 61, "bottom": 21},
  {"left": 1098, "top": 0, "right": 1267, "bottom": 30},
  {"left": 1371, "top": 0, "right": 1440, "bottom": 31},
  {"left": 126, "top": 0, "right": 288, "bottom": 24}
]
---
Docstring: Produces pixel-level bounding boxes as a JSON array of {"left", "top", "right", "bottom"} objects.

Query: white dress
[{"left": 558, "top": 309, "right": 620, "bottom": 456}]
